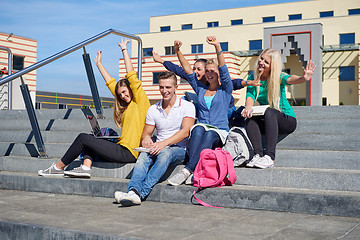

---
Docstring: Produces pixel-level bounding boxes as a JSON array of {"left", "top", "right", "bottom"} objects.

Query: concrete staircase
[{"left": 1, "top": 106, "right": 360, "bottom": 219}]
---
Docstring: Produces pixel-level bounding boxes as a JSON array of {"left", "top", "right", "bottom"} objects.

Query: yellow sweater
[{"left": 106, "top": 70, "right": 150, "bottom": 158}]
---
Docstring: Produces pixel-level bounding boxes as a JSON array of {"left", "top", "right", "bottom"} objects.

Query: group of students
[{"left": 38, "top": 36, "right": 316, "bottom": 206}]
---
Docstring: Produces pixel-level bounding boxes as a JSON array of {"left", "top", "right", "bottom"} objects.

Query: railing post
[
  {"left": 20, "top": 76, "right": 48, "bottom": 158},
  {"left": 82, "top": 47, "right": 104, "bottom": 118}
]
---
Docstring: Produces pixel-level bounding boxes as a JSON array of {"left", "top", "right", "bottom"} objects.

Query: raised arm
[
  {"left": 93, "top": 51, "right": 112, "bottom": 83},
  {"left": 206, "top": 36, "right": 225, "bottom": 67},
  {"left": 153, "top": 51, "right": 188, "bottom": 80},
  {"left": 118, "top": 39, "right": 134, "bottom": 73},
  {"left": 286, "top": 60, "right": 316, "bottom": 85},
  {"left": 174, "top": 40, "right": 193, "bottom": 74}
]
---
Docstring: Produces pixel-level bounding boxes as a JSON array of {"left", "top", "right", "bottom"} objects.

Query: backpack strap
[
  {"left": 191, "top": 188, "right": 223, "bottom": 209},
  {"left": 224, "top": 149, "right": 237, "bottom": 185}
]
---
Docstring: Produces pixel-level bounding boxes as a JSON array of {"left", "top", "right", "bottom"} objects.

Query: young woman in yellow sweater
[{"left": 38, "top": 39, "right": 150, "bottom": 178}]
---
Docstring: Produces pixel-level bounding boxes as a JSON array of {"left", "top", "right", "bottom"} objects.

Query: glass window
[
  {"left": 143, "top": 48, "right": 153, "bottom": 57},
  {"left": 348, "top": 8, "right": 360, "bottom": 15},
  {"left": 263, "top": 16, "right": 275, "bottom": 22},
  {"left": 340, "top": 33, "right": 355, "bottom": 45},
  {"left": 182, "top": 24, "right": 192, "bottom": 30},
  {"left": 153, "top": 72, "right": 167, "bottom": 84},
  {"left": 13, "top": 55, "right": 24, "bottom": 70},
  {"left": 220, "top": 42, "right": 228, "bottom": 51},
  {"left": 339, "top": 66, "right": 355, "bottom": 81},
  {"left": 160, "top": 26, "right": 170, "bottom": 32},
  {"left": 207, "top": 21, "right": 219, "bottom": 28},
  {"left": 191, "top": 44, "right": 203, "bottom": 54},
  {"left": 231, "top": 19, "right": 243, "bottom": 25},
  {"left": 165, "top": 46, "right": 175, "bottom": 55},
  {"left": 249, "top": 40, "right": 262, "bottom": 50},
  {"left": 289, "top": 14, "right": 302, "bottom": 20},
  {"left": 320, "top": 11, "right": 334, "bottom": 18}
]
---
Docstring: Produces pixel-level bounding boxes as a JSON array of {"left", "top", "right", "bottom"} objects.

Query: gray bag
[{"left": 222, "top": 127, "right": 254, "bottom": 167}]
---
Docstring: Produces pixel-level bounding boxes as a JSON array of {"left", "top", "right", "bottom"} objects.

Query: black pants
[
  {"left": 245, "top": 108, "right": 297, "bottom": 160},
  {"left": 61, "top": 133, "right": 136, "bottom": 165}
]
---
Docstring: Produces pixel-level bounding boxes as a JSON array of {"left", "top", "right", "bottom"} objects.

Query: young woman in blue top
[
  {"left": 168, "top": 36, "right": 233, "bottom": 186},
  {"left": 242, "top": 48, "right": 316, "bottom": 169}
]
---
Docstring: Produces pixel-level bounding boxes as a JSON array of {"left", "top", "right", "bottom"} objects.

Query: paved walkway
[{"left": 0, "top": 190, "right": 359, "bottom": 240}]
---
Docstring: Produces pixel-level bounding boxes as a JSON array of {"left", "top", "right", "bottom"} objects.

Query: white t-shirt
[{"left": 146, "top": 96, "right": 196, "bottom": 148}]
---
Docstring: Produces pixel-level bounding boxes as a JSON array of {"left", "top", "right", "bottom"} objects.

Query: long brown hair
[{"left": 113, "top": 78, "right": 132, "bottom": 128}]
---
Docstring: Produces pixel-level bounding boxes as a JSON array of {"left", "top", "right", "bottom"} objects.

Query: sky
[{"left": 1, "top": 0, "right": 302, "bottom": 98}]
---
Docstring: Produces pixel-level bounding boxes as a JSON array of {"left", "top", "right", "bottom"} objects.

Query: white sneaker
[
  {"left": 121, "top": 190, "right": 141, "bottom": 205},
  {"left": 246, "top": 154, "right": 261, "bottom": 168},
  {"left": 38, "top": 163, "right": 64, "bottom": 176},
  {"left": 114, "top": 191, "right": 127, "bottom": 203},
  {"left": 168, "top": 168, "right": 191, "bottom": 186},
  {"left": 254, "top": 155, "right": 274, "bottom": 169},
  {"left": 185, "top": 173, "right": 193, "bottom": 185}
]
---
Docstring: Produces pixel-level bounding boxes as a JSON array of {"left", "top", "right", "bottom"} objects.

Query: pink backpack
[{"left": 192, "top": 148, "right": 237, "bottom": 208}]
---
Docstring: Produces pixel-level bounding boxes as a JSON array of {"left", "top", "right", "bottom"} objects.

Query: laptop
[{"left": 87, "top": 115, "right": 119, "bottom": 139}]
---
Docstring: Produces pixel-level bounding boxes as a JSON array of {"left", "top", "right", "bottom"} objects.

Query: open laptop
[{"left": 87, "top": 115, "right": 119, "bottom": 139}]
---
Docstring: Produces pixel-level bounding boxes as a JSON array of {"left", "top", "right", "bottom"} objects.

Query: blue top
[
  {"left": 163, "top": 61, "right": 244, "bottom": 108},
  {"left": 204, "top": 94, "right": 216, "bottom": 109},
  {"left": 187, "top": 65, "right": 233, "bottom": 131}
]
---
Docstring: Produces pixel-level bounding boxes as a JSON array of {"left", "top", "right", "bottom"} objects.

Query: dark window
[
  {"left": 160, "top": 26, "right": 170, "bottom": 32},
  {"left": 249, "top": 40, "right": 262, "bottom": 50},
  {"left": 13, "top": 55, "right": 24, "bottom": 70},
  {"left": 220, "top": 42, "right": 228, "bottom": 51},
  {"left": 191, "top": 44, "right": 203, "bottom": 54},
  {"left": 340, "top": 33, "right": 355, "bottom": 45},
  {"left": 322, "top": 97, "right": 327, "bottom": 106},
  {"left": 349, "top": 8, "right": 360, "bottom": 15},
  {"left": 231, "top": 19, "right": 243, "bottom": 25},
  {"left": 289, "top": 14, "right": 302, "bottom": 20},
  {"left": 153, "top": 71, "right": 167, "bottom": 84},
  {"left": 182, "top": 24, "right": 192, "bottom": 30},
  {"left": 263, "top": 16, "right": 275, "bottom": 22},
  {"left": 165, "top": 46, "right": 175, "bottom": 55},
  {"left": 320, "top": 11, "right": 334, "bottom": 18},
  {"left": 207, "top": 21, "right": 219, "bottom": 28},
  {"left": 143, "top": 48, "right": 153, "bottom": 57},
  {"left": 35, "top": 102, "right": 41, "bottom": 109},
  {"left": 339, "top": 66, "right": 355, "bottom": 81},
  {"left": 59, "top": 104, "right": 67, "bottom": 109}
]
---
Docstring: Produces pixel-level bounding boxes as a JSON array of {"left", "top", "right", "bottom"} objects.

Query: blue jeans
[
  {"left": 185, "top": 125, "right": 222, "bottom": 173},
  {"left": 128, "top": 146, "right": 186, "bottom": 199}
]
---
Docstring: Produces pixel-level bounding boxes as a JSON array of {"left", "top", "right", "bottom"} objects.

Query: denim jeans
[
  {"left": 128, "top": 146, "right": 186, "bottom": 199},
  {"left": 185, "top": 125, "right": 222, "bottom": 173}
]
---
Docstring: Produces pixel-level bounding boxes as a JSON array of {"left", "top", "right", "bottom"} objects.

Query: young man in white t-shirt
[{"left": 114, "top": 71, "right": 196, "bottom": 205}]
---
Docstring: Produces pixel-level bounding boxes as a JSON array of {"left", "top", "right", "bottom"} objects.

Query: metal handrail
[
  {"left": 0, "top": 28, "right": 143, "bottom": 86},
  {"left": 0, "top": 46, "right": 13, "bottom": 109}
]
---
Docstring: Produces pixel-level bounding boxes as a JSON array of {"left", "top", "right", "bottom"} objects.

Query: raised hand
[
  {"left": 206, "top": 36, "right": 220, "bottom": 46},
  {"left": 152, "top": 51, "right": 164, "bottom": 64},
  {"left": 93, "top": 51, "right": 102, "bottom": 66},
  {"left": 174, "top": 40, "right": 182, "bottom": 52},
  {"left": 303, "top": 60, "right": 316, "bottom": 82},
  {"left": 118, "top": 38, "right": 131, "bottom": 50}
]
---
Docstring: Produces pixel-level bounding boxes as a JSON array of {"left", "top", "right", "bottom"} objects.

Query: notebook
[{"left": 87, "top": 115, "right": 119, "bottom": 139}]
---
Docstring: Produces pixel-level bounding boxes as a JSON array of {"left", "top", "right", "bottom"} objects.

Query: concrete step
[
  {"left": 293, "top": 105, "right": 360, "bottom": 120},
  {"left": 0, "top": 142, "right": 71, "bottom": 158},
  {"left": 0, "top": 171, "right": 359, "bottom": 218}
]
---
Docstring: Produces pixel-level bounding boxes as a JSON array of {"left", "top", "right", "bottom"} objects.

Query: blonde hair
[
  {"left": 205, "top": 58, "right": 218, "bottom": 68},
  {"left": 254, "top": 48, "right": 283, "bottom": 111},
  {"left": 113, "top": 78, "right": 132, "bottom": 128}
]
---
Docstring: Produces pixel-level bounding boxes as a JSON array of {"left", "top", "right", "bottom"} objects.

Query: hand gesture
[
  {"left": 174, "top": 40, "right": 182, "bottom": 52},
  {"left": 206, "top": 36, "right": 220, "bottom": 46},
  {"left": 118, "top": 38, "right": 130, "bottom": 51},
  {"left": 241, "top": 106, "right": 253, "bottom": 119},
  {"left": 152, "top": 51, "right": 164, "bottom": 64},
  {"left": 149, "top": 141, "right": 167, "bottom": 156},
  {"left": 93, "top": 51, "right": 102, "bottom": 66},
  {"left": 246, "top": 79, "right": 262, "bottom": 87},
  {"left": 303, "top": 60, "right": 316, "bottom": 82}
]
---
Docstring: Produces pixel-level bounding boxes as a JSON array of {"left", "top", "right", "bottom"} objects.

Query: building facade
[{"left": 126, "top": 0, "right": 360, "bottom": 106}]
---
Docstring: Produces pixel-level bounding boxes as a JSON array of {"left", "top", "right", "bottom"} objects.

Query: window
[
  {"left": 13, "top": 55, "right": 24, "bottom": 70},
  {"left": 191, "top": 44, "right": 203, "bottom": 54},
  {"left": 160, "top": 26, "right": 170, "bottom": 32},
  {"left": 289, "top": 14, "right": 302, "bottom": 20},
  {"left": 320, "top": 11, "right": 334, "bottom": 18},
  {"left": 348, "top": 8, "right": 360, "bottom": 15},
  {"left": 182, "top": 24, "right": 192, "bottom": 30},
  {"left": 59, "top": 104, "right": 67, "bottom": 109},
  {"left": 340, "top": 33, "right": 355, "bottom": 45},
  {"left": 207, "top": 21, "right": 219, "bottom": 28},
  {"left": 249, "top": 40, "right": 262, "bottom": 50},
  {"left": 165, "top": 46, "right": 175, "bottom": 55},
  {"left": 220, "top": 42, "right": 228, "bottom": 51},
  {"left": 153, "top": 72, "right": 167, "bottom": 84},
  {"left": 231, "top": 19, "right": 243, "bottom": 25},
  {"left": 143, "top": 48, "right": 153, "bottom": 57},
  {"left": 339, "top": 66, "right": 355, "bottom": 81},
  {"left": 263, "top": 16, "right": 275, "bottom": 22}
]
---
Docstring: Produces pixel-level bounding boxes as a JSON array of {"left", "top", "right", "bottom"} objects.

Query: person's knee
[
  {"left": 191, "top": 125, "right": 205, "bottom": 137},
  {"left": 264, "top": 108, "right": 278, "bottom": 118}
]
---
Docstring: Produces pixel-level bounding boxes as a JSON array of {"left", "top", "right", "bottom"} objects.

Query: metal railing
[
  {"left": 0, "top": 46, "right": 13, "bottom": 109},
  {"left": 0, "top": 29, "right": 143, "bottom": 158}
]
